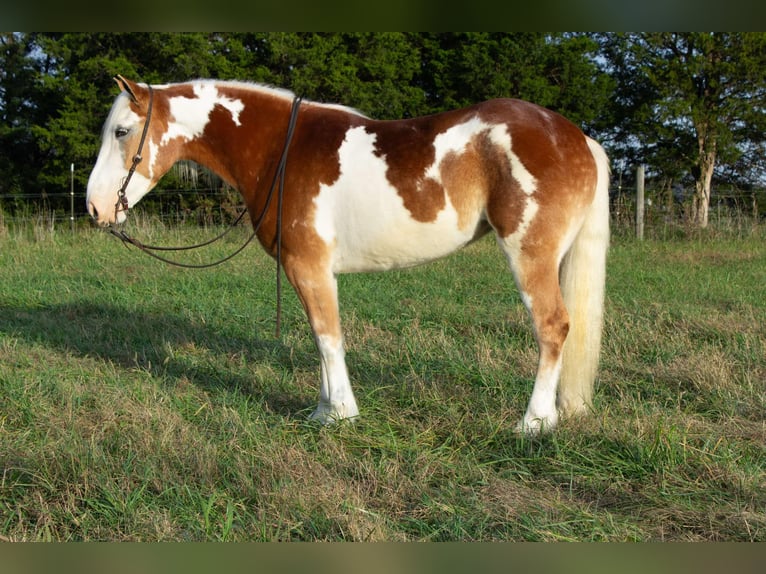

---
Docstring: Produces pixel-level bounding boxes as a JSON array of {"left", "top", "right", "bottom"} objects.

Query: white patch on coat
[
  {"left": 424, "top": 116, "right": 481, "bottom": 183},
  {"left": 161, "top": 83, "right": 244, "bottom": 148},
  {"left": 313, "top": 125, "right": 484, "bottom": 273},
  {"left": 423, "top": 117, "right": 535, "bottom": 193},
  {"left": 490, "top": 124, "right": 537, "bottom": 196},
  {"left": 492, "top": 119, "right": 541, "bottom": 313},
  {"left": 494, "top": 118, "right": 540, "bottom": 269}
]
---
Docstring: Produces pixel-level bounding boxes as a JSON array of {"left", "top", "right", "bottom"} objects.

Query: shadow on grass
[
  {"left": 0, "top": 296, "right": 538, "bottom": 423},
  {"left": 0, "top": 301, "right": 316, "bottom": 418}
]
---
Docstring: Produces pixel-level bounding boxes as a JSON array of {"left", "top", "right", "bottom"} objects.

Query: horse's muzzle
[{"left": 87, "top": 201, "right": 121, "bottom": 227}]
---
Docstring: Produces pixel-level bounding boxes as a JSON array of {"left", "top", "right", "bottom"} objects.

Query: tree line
[{"left": 2, "top": 32, "right": 764, "bottom": 227}]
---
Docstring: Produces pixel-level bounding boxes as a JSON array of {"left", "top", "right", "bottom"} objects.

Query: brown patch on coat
[
  {"left": 438, "top": 134, "right": 505, "bottom": 232},
  {"left": 369, "top": 120, "right": 445, "bottom": 223},
  {"left": 478, "top": 130, "right": 528, "bottom": 238},
  {"left": 480, "top": 99, "right": 597, "bottom": 243}
]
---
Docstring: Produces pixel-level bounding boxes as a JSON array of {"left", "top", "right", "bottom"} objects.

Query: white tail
[{"left": 557, "top": 137, "right": 610, "bottom": 416}]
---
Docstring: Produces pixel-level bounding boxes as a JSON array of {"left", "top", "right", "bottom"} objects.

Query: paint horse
[{"left": 87, "top": 76, "right": 610, "bottom": 434}]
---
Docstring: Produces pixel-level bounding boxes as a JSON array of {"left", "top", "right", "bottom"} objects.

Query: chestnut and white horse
[{"left": 87, "top": 76, "right": 610, "bottom": 433}]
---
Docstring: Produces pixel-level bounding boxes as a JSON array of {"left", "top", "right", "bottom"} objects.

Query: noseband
[{"left": 115, "top": 84, "right": 154, "bottom": 220}]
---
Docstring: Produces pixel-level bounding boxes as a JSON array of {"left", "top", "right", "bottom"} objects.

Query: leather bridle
[{"left": 114, "top": 85, "right": 154, "bottom": 220}]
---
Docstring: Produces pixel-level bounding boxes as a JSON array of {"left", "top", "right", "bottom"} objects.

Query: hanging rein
[{"left": 109, "top": 86, "right": 303, "bottom": 338}]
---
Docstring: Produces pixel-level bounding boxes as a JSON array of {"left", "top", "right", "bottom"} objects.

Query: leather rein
[{"left": 109, "top": 84, "right": 302, "bottom": 337}]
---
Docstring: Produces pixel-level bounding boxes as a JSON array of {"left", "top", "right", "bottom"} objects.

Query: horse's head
[{"left": 87, "top": 75, "right": 159, "bottom": 226}]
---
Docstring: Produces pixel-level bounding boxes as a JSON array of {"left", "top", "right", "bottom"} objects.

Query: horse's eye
[{"left": 115, "top": 127, "right": 129, "bottom": 138}]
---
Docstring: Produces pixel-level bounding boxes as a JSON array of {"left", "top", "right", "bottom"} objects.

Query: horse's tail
[{"left": 557, "top": 137, "right": 610, "bottom": 417}]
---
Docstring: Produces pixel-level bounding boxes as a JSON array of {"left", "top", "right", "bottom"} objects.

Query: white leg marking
[
  {"left": 517, "top": 360, "right": 562, "bottom": 435},
  {"left": 513, "top": 289, "right": 562, "bottom": 434},
  {"left": 309, "top": 334, "right": 360, "bottom": 423}
]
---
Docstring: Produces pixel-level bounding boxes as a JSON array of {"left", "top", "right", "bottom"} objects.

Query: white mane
[{"left": 171, "top": 79, "right": 369, "bottom": 118}]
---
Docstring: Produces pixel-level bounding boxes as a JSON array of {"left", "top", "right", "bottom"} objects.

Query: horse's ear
[{"left": 113, "top": 75, "right": 140, "bottom": 103}]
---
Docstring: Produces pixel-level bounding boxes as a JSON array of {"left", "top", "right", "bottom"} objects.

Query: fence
[
  {"left": 0, "top": 186, "right": 243, "bottom": 230},
  {"left": 2, "top": 182, "right": 764, "bottom": 238},
  {"left": 611, "top": 181, "right": 764, "bottom": 239}
]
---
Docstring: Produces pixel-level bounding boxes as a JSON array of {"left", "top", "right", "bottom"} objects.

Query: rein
[{"left": 110, "top": 89, "right": 303, "bottom": 338}]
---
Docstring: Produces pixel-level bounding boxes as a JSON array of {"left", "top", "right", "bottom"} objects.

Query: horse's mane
[{"left": 172, "top": 79, "right": 369, "bottom": 119}]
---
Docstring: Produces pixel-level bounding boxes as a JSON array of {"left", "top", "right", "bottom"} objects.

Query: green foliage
[
  {"left": 0, "top": 33, "right": 49, "bottom": 196},
  {"left": 264, "top": 33, "right": 427, "bottom": 119},
  {"left": 413, "top": 32, "right": 609, "bottom": 127},
  {"left": 597, "top": 33, "right": 766, "bottom": 193}
]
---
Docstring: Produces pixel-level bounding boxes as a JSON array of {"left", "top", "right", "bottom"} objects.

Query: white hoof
[
  {"left": 309, "top": 402, "right": 359, "bottom": 425},
  {"left": 515, "top": 411, "right": 558, "bottom": 435}
]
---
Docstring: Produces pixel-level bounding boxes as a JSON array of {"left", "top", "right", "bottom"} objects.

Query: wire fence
[
  {"left": 2, "top": 184, "right": 764, "bottom": 238},
  {"left": 610, "top": 185, "right": 764, "bottom": 238},
  {"left": 0, "top": 187, "right": 242, "bottom": 230}
]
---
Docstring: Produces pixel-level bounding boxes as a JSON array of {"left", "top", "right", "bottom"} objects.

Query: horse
[{"left": 86, "top": 76, "right": 610, "bottom": 434}]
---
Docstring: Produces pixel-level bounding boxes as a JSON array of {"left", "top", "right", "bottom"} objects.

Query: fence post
[
  {"left": 636, "top": 165, "right": 645, "bottom": 240},
  {"left": 70, "top": 163, "right": 75, "bottom": 232}
]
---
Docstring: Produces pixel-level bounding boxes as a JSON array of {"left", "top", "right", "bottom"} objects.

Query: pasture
[{"left": 1, "top": 219, "right": 764, "bottom": 541}]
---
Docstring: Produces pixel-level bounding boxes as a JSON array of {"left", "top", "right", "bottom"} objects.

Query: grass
[{"left": 1, "top": 217, "right": 764, "bottom": 541}]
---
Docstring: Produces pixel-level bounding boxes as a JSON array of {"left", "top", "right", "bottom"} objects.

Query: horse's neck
[{"left": 170, "top": 84, "right": 293, "bottom": 191}]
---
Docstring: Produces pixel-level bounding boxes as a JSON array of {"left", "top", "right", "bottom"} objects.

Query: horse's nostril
[{"left": 88, "top": 202, "right": 98, "bottom": 219}]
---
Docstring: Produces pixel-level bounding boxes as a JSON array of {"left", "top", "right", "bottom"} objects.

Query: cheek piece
[{"left": 114, "top": 85, "right": 154, "bottom": 221}]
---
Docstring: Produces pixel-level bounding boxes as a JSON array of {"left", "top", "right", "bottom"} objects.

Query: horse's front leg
[{"left": 283, "top": 259, "right": 359, "bottom": 423}]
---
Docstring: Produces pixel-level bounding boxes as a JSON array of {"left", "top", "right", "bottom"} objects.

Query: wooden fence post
[
  {"left": 636, "top": 165, "right": 645, "bottom": 240},
  {"left": 70, "top": 163, "right": 75, "bottom": 232}
]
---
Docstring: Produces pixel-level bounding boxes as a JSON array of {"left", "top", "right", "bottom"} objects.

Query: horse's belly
[{"left": 325, "top": 202, "right": 485, "bottom": 273}]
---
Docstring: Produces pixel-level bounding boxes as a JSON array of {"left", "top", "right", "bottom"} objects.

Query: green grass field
[{"left": 1, "top": 219, "right": 764, "bottom": 541}]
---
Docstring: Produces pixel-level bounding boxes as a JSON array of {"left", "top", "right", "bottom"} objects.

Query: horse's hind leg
[
  {"left": 283, "top": 261, "right": 359, "bottom": 423},
  {"left": 498, "top": 241, "right": 569, "bottom": 434}
]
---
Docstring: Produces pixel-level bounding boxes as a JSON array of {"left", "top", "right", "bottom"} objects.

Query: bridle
[
  {"left": 109, "top": 84, "right": 302, "bottom": 337},
  {"left": 115, "top": 85, "right": 154, "bottom": 220}
]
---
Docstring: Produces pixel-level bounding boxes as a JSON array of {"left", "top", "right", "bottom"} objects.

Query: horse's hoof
[
  {"left": 309, "top": 404, "right": 359, "bottom": 425},
  {"left": 515, "top": 413, "right": 557, "bottom": 435}
]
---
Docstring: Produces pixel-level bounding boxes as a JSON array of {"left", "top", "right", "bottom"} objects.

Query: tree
[
  {"left": 263, "top": 32, "right": 426, "bottom": 119},
  {"left": 27, "top": 33, "right": 223, "bottom": 197},
  {"left": 413, "top": 33, "right": 612, "bottom": 130},
  {"left": 599, "top": 33, "right": 766, "bottom": 227},
  {"left": 0, "top": 33, "right": 47, "bottom": 198}
]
